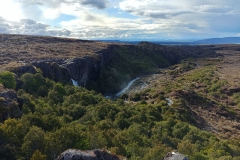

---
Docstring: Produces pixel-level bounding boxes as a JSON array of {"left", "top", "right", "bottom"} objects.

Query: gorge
[{"left": 1, "top": 34, "right": 240, "bottom": 160}]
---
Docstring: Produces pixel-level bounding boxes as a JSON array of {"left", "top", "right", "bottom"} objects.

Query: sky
[{"left": 0, "top": 0, "right": 240, "bottom": 41}]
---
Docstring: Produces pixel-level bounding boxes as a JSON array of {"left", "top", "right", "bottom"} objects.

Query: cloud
[
  {"left": 116, "top": 0, "right": 240, "bottom": 39},
  {"left": 80, "top": 0, "right": 108, "bottom": 9},
  {"left": 0, "top": 0, "right": 24, "bottom": 21},
  {"left": 83, "top": 12, "right": 101, "bottom": 22},
  {"left": 0, "top": 18, "right": 11, "bottom": 33},
  {"left": 195, "top": 5, "right": 231, "bottom": 13},
  {"left": 0, "top": 17, "right": 71, "bottom": 37},
  {"left": 119, "top": 0, "right": 239, "bottom": 20},
  {"left": 1, "top": 0, "right": 240, "bottom": 40},
  {"left": 17, "top": 0, "right": 109, "bottom": 9},
  {"left": 119, "top": 0, "right": 189, "bottom": 18}
]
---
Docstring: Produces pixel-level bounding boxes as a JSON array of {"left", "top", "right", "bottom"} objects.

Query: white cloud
[
  {"left": 0, "top": 0, "right": 24, "bottom": 21},
  {"left": 117, "top": 0, "right": 240, "bottom": 39},
  {"left": 119, "top": 0, "right": 239, "bottom": 18},
  {"left": 0, "top": 0, "right": 240, "bottom": 40},
  {"left": 43, "top": 8, "right": 61, "bottom": 20},
  {"left": 0, "top": 17, "right": 71, "bottom": 37}
]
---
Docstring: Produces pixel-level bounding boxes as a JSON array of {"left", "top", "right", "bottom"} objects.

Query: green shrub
[{"left": 0, "top": 71, "right": 16, "bottom": 89}]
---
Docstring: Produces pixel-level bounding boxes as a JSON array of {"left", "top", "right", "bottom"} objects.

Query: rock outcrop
[
  {"left": 11, "top": 65, "right": 38, "bottom": 76},
  {"left": 162, "top": 151, "right": 188, "bottom": 160},
  {"left": 57, "top": 149, "right": 124, "bottom": 160},
  {"left": 0, "top": 89, "right": 23, "bottom": 122},
  {"left": 32, "top": 61, "right": 71, "bottom": 83}
]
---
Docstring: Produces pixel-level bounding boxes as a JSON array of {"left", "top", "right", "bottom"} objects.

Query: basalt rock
[
  {"left": 23, "top": 48, "right": 112, "bottom": 87},
  {"left": 65, "top": 56, "right": 101, "bottom": 86},
  {"left": 57, "top": 149, "right": 123, "bottom": 160},
  {"left": 32, "top": 61, "right": 70, "bottom": 83},
  {"left": 10, "top": 65, "right": 38, "bottom": 76},
  {"left": 0, "top": 89, "right": 23, "bottom": 122}
]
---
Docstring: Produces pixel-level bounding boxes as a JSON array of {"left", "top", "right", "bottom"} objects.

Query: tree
[
  {"left": 0, "top": 118, "right": 30, "bottom": 147},
  {"left": 21, "top": 126, "right": 45, "bottom": 159},
  {"left": 30, "top": 149, "right": 46, "bottom": 160},
  {"left": 0, "top": 71, "right": 16, "bottom": 89},
  {"left": 178, "top": 141, "right": 196, "bottom": 157},
  {"left": 143, "top": 144, "right": 171, "bottom": 160},
  {"left": 172, "top": 122, "right": 190, "bottom": 139}
]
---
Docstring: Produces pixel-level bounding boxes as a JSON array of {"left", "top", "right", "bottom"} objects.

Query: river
[{"left": 115, "top": 77, "right": 140, "bottom": 97}]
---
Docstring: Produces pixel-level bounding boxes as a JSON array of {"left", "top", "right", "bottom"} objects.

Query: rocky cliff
[
  {"left": 9, "top": 40, "right": 219, "bottom": 92},
  {"left": 10, "top": 48, "right": 111, "bottom": 88}
]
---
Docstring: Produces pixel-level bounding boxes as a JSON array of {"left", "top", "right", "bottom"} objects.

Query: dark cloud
[
  {"left": 80, "top": 0, "right": 108, "bottom": 9},
  {"left": 17, "top": 0, "right": 108, "bottom": 9},
  {"left": 147, "top": 11, "right": 190, "bottom": 19}
]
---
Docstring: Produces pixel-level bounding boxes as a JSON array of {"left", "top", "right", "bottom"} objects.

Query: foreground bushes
[{"left": 1, "top": 72, "right": 240, "bottom": 160}]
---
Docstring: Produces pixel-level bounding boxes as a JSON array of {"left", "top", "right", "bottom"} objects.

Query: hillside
[
  {"left": 0, "top": 34, "right": 109, "bottom": 71},
  {"left": 1, "top": 34, "right": 240, "bottom": 160}
]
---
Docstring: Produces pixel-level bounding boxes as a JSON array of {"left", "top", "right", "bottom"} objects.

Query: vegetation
[
  {"left": 0, "top": 71, "right": 16, "bottom": 89},
  {"left": 1, "top": 36, "right": 240, "bottom": 160},
  {"left": 0, "top": 68, "right": 240, "bottom": 160}
]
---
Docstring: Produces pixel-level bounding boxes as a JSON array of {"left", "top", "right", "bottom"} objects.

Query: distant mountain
[
  {"left": 193, "top": 37, "right": 240, "bottom": 44},
  {"left": 99, "top": 37, "right": 240, "bottom": 45}
]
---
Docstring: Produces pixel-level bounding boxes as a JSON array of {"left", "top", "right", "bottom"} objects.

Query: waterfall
[{"left": 71, "top": 79, "right": 79, "bottom": 87}]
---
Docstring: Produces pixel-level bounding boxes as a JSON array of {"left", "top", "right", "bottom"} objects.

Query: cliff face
[
  {"left": 12, "top": 46, "right": 112, "bottom": 87},
  {"left": 65, "top": 55, "right": 106, "bottom": 86},
  {"left": 33, "top": 61, "right": 71, "bottom": 83},
  {"left": 10, "top": 43, "right": 218, "bottom": 90}
]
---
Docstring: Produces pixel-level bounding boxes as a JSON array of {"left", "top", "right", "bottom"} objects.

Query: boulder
[
  {"left": 57, "top": 149, "right": 122, "bottom": 160},
  {"left": 163, "top": 151, "right": 188, "bottom": 160}
]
